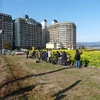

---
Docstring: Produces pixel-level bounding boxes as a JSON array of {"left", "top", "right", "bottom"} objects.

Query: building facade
[
  {"left": 0, "top": 13, "right": 13, "bottom": 49},
  {"left": 48, "top": 20, "right": 76, "bottom": 49},
  {"left": 14, "top": 15, "right": 42, "bottom": 49},
  {"left": 41, "top": 19, "right": 49, "bottom": 48}
]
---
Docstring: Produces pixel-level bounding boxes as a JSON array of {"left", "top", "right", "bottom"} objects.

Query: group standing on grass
[
  {"left": 26, "top": 49, "right": 82, "bottom": 68},
  {"left": 37, "top": 50, "right": 72, "bottom": 67},
  {"left": 54, "top": 51, "right": 71, "bottom": 67}
]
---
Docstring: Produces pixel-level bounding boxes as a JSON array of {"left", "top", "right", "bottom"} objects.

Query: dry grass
[{"left": 0, "top": 55, "right": 100, "bottom": 100}]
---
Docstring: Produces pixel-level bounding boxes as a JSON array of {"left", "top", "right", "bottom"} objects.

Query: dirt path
[{"left": 0, "top": 55, "right": 100, "bottom": 100}]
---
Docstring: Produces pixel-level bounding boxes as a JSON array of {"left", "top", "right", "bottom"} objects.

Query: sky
[{"left": 0, "top": 0, "right": 100, "bottom": 42}]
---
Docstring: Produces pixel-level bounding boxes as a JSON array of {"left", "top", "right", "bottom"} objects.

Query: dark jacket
[{"left": 74, "top": 50, "right": 82, "bottom": 61}]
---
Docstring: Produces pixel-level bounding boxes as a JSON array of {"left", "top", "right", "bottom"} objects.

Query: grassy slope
[{"left": 0, "top": 55, "right": 100, "bottom": 100}]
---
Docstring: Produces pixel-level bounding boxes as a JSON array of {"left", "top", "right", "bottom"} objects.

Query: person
[
  {"left": 62, "top": 51, "right": 67, "bottom": 66},
  {"left": 58, "top": 51, "right": 62, "bottom": 65},
  {"left": 37, "top": 50, "right": 41, "bottom": 62},
  {"left": 55, "top": 51, "right": 60, "bottom": 64},
  {"left": 52, "top": 52, "right": 56, "bottom": 64},
  {"left": 66, "top": 53, "right": 71, "bottom": 67},
  {"left": 74, "top": 50, "right": 82, "bottom": 68},
  {"left": 44, "top": 51, "right": 48, "bottom": 62},
  {"left": 47, "top": 50, "right": 52, "bottom": 63},
  {"left": 32, "top": 51, "right": 36, "bottom": 59},
  {"left": 26, "top": 50, "right": 29, "bottom": 59},
  {"left": 41, "top": 49, "right": 45, "bottom": 61}
]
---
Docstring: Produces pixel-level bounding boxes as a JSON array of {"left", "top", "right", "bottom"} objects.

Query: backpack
[
  {"left": 74, "top": 53, "right": 80, "bottom": 60},
  {"left": 36, "top": 59, "right": 40, "bottom": 63},
  {"left": 74, "top": 54, "right": 77, "bottom": 60}
]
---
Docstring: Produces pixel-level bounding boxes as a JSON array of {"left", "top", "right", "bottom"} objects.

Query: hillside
[{"left": 77, "top": 41, "right": 100, "bottom": 47}]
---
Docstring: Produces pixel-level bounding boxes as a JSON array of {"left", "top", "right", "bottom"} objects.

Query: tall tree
[{"left": 4, "top": 42, "right": 12, "bottom": 50}]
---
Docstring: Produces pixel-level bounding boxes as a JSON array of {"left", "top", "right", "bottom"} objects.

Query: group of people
[
  {"left": 53, "top": 51, "right": 71, "bottom": 67},
  {"left": 26, "top": 49, "right": 82, "bottom": 68},
  {"left": 37, "top": 49, "right": 52, "bottom": 63}
]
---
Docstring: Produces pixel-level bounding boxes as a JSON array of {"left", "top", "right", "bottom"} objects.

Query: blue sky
[{"left": 1, "top": 0, "right": 100, "bottom": 42}]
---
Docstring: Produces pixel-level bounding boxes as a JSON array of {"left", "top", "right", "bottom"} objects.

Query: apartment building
[
  {"left": 14, "top": 15, "right": 42, "bottom": 49},
  {"left": 41, "top": 19, "right": 49, "bottom": 48},
  {"left": 48, "top": 20, "right": 76, "bottom": 49},
  {"left": 0, "top": 13, "right": 13, "bottom": 49}
]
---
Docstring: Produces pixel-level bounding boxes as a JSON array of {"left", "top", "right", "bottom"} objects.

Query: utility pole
[
  {"left": 0, "top": 0, "right": 2, "bottom": 12},
  {"left": 2, "top": 15, "right": 4, "bottom": 53},
  {"left": 0, "top": 0, "right": 4, "bottom": 54}
]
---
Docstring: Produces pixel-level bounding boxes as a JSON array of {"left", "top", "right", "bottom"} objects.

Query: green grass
[{"left": 87, "top": 81, "right": 100, "bottom": 89}]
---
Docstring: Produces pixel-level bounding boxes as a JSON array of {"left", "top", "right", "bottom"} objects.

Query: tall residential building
[
  {"left": 41, "top": 19, "right": 49, "bottom": 48},
  {"left": 14, "top": 15, "right": 42, "bottom": 49},
  {"left": 48, "top": 20, "right": 76, "bottom": 49},
  {"left": 0, "top": 13, "right": 13, "bottom": 49}
]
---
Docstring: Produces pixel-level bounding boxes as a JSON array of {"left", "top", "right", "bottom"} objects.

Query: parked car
[{"left": 14, "top": 50, "right": 25, "bottom": 55}]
